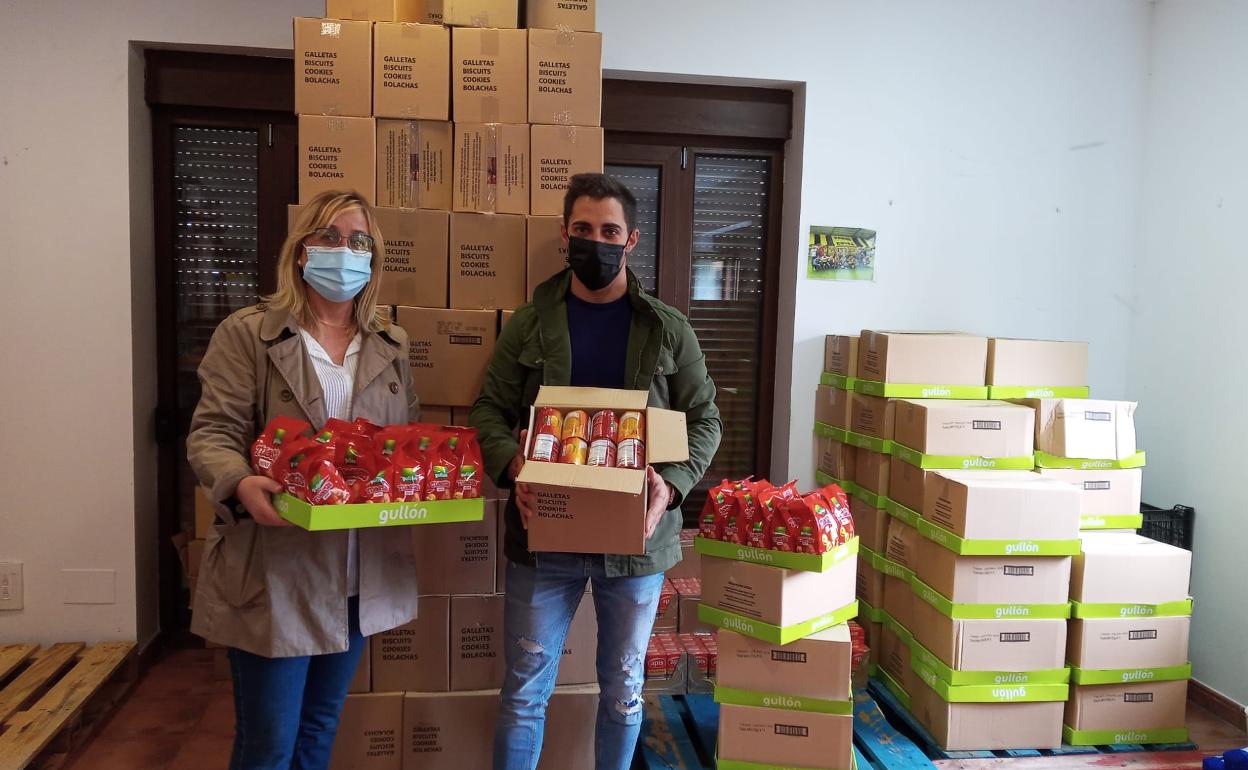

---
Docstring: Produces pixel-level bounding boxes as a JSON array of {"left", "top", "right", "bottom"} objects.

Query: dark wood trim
[
  {"left": 1190, "top": 678, "right": 1247, "bottom": 732},
  {"left": 603, "top": 142, "right": 685, "bottom": 309},
  {"left": 603, "top": 78, "right": 791, "bottom": 140},
  {"left": 145, "top": 48, "right": 294, "bottom": 112}
]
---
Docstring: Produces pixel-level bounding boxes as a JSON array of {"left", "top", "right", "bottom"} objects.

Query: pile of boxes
[
  {"left": 694, "top": 512, "right": 860, "bottom": 768},
  {"left": 812, "top": 330, "right": 1191, "bottom": 752},
  {"left": 293, "top": 0, "right": 604, "bottom": 418}
]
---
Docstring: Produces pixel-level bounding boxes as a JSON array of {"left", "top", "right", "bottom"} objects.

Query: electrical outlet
[{"left": 0, "top": 562, "right": 23, "bottom": 610}]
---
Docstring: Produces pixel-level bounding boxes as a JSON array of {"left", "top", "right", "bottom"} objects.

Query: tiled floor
[{"left": 61, "top": 648, "right": 1248, "bottom": 770}]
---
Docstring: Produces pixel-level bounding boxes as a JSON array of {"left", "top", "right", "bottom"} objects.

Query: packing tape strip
[
  {"left": 406, "top": 121, "right": 423, "bottom": 209},
  {"left": 481, "top": 27, "right": 500, "bottom": 55},
  {"left": 321, "top": 20, "right": 343, "bottom": 38},
  {"left": 471, "top": 11, "right": 491, "bottom": 27},
  {"left": 401, "top": 22, "right": 422, "bottom": 39},
  {"left": 555, "top": 25, "right": 577, "bottom": 48},
  {"left": 561, "top": 125, "right": 579, "bottom": 144},
  {"left": 481, "top": 94, "right": 501, "bottom": 125},
  {"left": 484, "top": 122, "right": 499, "bottom": 213},
  {"left": 553, "top": 110, "right": 574, "bottom": 126}
]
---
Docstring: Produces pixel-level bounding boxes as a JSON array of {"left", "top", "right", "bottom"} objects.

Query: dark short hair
[{"left": 562, "top": 173, "right": 638, "bottom": 233}]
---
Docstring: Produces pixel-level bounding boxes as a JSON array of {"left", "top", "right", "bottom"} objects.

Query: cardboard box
[
  {"left": 884, "top": 518, "right": 921, "bottom": 572},
  {"left": 294, "top": 17, "right": 372, "bottom": 118},
  {"left": 1038, "top": 399, "right": 1138, "bottom": 461},
  {"left": 857, "top": 331, "right": 988, "bottom": 386},
  {"left": 823, "top": 335, "right": 859, "bottom": 377},
  {"left": 678, "top": 595, "right": 712, "bottom": 634},
  {"left": 518, "top": 386, "right": 689, "bottom": 555},
  {"left": 396, "top": 306, "right": 498, "bottom": 406},
  {"left": 1065, "top": 680, "right": 1188, "bottom": 733},
  {"left": 412, "top": 503, "right": 496, "bottom": 595},
  {"left": 452, "top": 123, "right": 529, "bottom": 215},
  {"left": 850, "top": 393, "right": 895, "bottom": 440},
  {"left": 193, "top": 486, "right": 216, "bottom": 539},
  {"left": 881, "top": 572, "right": 915, "bottom": 631},
  {"left": 1036, "top": 468, "right": 1143, "bottom": 528},
  {"left": 857, "top": 558, "right": 885, "bottom": 609},
  {"left": 888, "top": 457, "right": 934, "bottom": 515},
  {"left": 815, "top": 434, "right": 856, "bottom": 483},
  {"left": 910, "top": 679, "right": 1064, "bottom": 751},
  {"left": 1068, "top": 616, "right": 1191, "bottom": 670},
  {"left": 529, "top": 125, "right": 604, "bottom": 215},
  {"left": 526, "top": 0, "right": 595, "bottom": 30},
  {"left": 924, "top": 471, "right": 1081, "bottom": 542},
  {"left": 329, "top": 693, "right": 402, "bottom": 769},
  {"left": 326, "top": 0, "right": 432, "bottom": 21},
  {"left": 1070, "top": 533, "right": 1192, "bottom": 605},
  {"left": 700, "top": 554, "right": 856, "bottom": 631},
  {"left": 376, "top": 119, "right": 453, "bottom": 210},
  {"left": 299, "top": 115, "right": 377, "bottom": 204},
  {"left": 452, "top": 28, "right": 527, "bottom": 123},
  {"left": 879, "top": 622, "right": 912, "bottom": 692},
  {"left": 915, "top": 537, "right": 1071, "bottom": 605},
  {"left": 849, "top": 495, "right": 887, "bottom": 555},
  {"left": 447, "top": 212, "right": 526, "bottom": 310},
  {"left": 910, "top": 599, "right": 1067, "bottom": 672},
  {"left": 371, "top": 596, "right": 451, "bottom": 692},
  {"left": 987, "top": 338, "right": 1089, "bottom": 388},
  {"left": 893, "top": 399, "right": 1034, "bottom": 459},
  {"left": 527, "top": 30, "right": 602, "bottom": 126},
  {"left": 815, "top": 385, "right": 853, "bottom": 430},
  {"left": 525, "top": 215, "right": 568, "bottom": 295},
  {"left": 373, "top": 23, "right": 450, "bottom": 120},
  {"left": 443, "top": 0, "right": 518, "bottom": 27},
  {"left": 373, "top": 207, "right": 449, "bottom": 308},
  {"left": 718, "top": 704, "right": 852, "bottom": 770},
  {"left": 854, "top": 449, "right": 890, "bottom": 497},
  {"left": 421, "top": 404, "right": 453, "bottom": 424},
  {"left": 654, "top": 581, "right": 678, "bottom": 631},
  {"left": 717, "top": 624, "right": 852, "bottom": 703},
  {"left": 350, "top": 639, "right": 372, "bottom": 693},
  {"left": 665, "top": 529, "right": 701, "bottom": 580}
]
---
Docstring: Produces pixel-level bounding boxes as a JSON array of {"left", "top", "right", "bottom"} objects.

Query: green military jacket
[{"left": 469, "top": 268, "right": 722, "bottom": 576}]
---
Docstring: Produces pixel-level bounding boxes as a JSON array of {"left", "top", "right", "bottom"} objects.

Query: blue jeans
[
  {"left": 493, "top": 555, "right": 664, "bottom": 770},
  {"left": 226, "top": 596, "right": 365, "bottom": 770}
]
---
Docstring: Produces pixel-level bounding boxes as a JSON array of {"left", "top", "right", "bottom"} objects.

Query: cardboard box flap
[
  {"left": 519, "top": 462, "right": 644, "bottom": 494},
  {"left": 534, "top": 385, "right": 650, "bottom": 410},
  {"left": 646, "top": 406, "right": 689, "bottom": 464}
]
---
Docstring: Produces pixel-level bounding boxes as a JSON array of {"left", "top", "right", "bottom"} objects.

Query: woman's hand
[
  {"left": 510, "top": 430, "right": 537, "bottom": 529},
  {"left": 235, "top": 475, "right": 292, "bottom": 527}
]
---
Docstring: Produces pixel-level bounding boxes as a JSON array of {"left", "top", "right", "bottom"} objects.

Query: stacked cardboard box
[{"left": 1064, "top": 533, "right": 1193, "bottom": 745}]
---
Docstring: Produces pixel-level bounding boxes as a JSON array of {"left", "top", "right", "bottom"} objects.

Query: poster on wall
[{"left": 807, "top": 226, "right": 875, "bottom": 281}]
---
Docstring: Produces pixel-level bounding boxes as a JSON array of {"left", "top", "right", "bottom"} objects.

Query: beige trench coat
[{"left": 187, "top": 303, "right": 420, "bottom": 657}]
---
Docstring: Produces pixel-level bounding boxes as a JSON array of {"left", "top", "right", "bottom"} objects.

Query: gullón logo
[
  {"left": 962, "top": 457, "right": 997, "bottom": 469},
  {"left": 378, "top": 504, "right": 430, "bottom": 525},
  {"left": 734, "top": 546, "right": 775, "bottom": 563},
  {"left": 1005, "top": 541, "right": 1040, "bottom": 555},
  {"left": 922, "top": 386, "right": 952, "bottom": 397},
  {"left": 1080, "top": 459, "right": 1114, "bottom": 470},
  {"left": 1122, "top": 670, "right": 1155, "bottom": 682},
  {"left": 1120, "top": 605, "right": 1156, "bottom": 617},
  {"left": 1115, "top": 732, "right": 1149, "bottom": 743},
  {"left": 991, "top": 686, "right": 1027, "bottom": 700},
  {"left": 762, "top": 695, "right": 803, "bottom": 709},
  {"left": 1026, "top": 388, "right": 1055, "bottom": 398},
  {"left": 994, "top": 605, "right": 1030, "bottom": 618},
  {"left": 994, "top": 673, "right": 1029, "bottom": 684},
  {"left": 722, "top": 617, "right": 753, "bottom": 633},
  {"left": 1083, "top": 517, "right": 1107, "bottom": 527}
]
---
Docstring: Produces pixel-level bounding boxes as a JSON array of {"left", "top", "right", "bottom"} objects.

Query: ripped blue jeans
[{"left": 493, "top": 554, "right": 664, "bottom": 770}]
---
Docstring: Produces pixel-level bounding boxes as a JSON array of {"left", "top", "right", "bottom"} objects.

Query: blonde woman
[{"left": 187, "top": 189, "right": 419, "bottom": 770}]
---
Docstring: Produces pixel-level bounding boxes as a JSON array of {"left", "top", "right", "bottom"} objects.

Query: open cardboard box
[
  {"left": 518, "top": 386, "right": 688, "bottom": 555},
  {"left": 274, "top": 493, "right": 484, "bottom": 530}
]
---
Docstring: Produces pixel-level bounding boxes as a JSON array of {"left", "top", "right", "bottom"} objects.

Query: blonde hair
[{"left": 266, "top": 189, "right": 388, "bottom": 333}]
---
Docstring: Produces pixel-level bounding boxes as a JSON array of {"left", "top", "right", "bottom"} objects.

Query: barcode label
[
  {"left": 775, "top": 724, "right": 809, "bottom": 737},
  {"left": 1000, "top": 632, "right": 1031, "bottom": 643},
  {"left": 1084, "top": 411, "right": 1112, "bottom": 422},
  {"left": 1083, "top": 480, "right": 1112, "bottom": 490},
  {"left": 972, "top": 420, "right": 1002, "bottom": 430},
  {"left": 449, "top": 334, "right": 483, "bottom": 346},
  {"left": 1129, "top": 630, "right": 1158, "bottom": 641},
  {"left": 771, "top": 650, "right": 807, "bottom": 664},
  {"left": 1124, "top": 692, "right": 1154, "bottom": 703},
  {"left": 1003, "top": 566, "right": 1034, "bottom": 577}
]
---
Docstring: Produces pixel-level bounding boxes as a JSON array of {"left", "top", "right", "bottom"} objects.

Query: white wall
[{"left": 1130, "top": 0, "right": 1248, "bottom": 706}]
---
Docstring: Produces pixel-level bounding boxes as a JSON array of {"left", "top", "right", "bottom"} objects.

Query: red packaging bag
[
  {"left": 450, "top": 427, "right": 483, "bottom": 499},
  {"left": 374, "top": 425, "right": 411, "bottom": 466},
  {"left": 424, "top": 432, "right": 461, "bottom": 501},
  {"left": 709, "top": 478, "right": 752, "bottom": 541},
  {"left": 272, "top": 435, "right": 319, "bottom": 500},
  {"left": 725, "top": 480, "right": 775, "bottom": 545},
  {"left": 299, "top": 449, "right": 353, "bottom": 505},
  {"left": 389, "top": 446, "right": 430, "bottom": 503},
  {"left": 333, "top": 432, "right": 376, "bottom": 487},
  {"left": 352, "top": 417, "right": 382, "bottom": 438},
  {"left": 820, "top": 485, "right": 856, "bottom": 547},
  {"left": 361, "top": 467, "right": 393, "bottom": 503},
  {"left": 749, "top": 481, "right": 797, "bottom": 549},
  {"left": 251, "top": 416, "right": 311, "bottom": 478}
]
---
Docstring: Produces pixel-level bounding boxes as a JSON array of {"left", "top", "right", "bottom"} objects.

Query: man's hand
[
  {"left": 235, "top": 475, "right": 292, "bottom": 527},
  {"left": 510, "top": 429, "right": 536, "bottom": 529},
  {"left": 644, "top": 466, "right": 675, "bottom": 539}
]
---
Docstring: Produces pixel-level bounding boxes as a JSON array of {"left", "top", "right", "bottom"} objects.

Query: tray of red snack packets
[
  {"left": 693, "top": 477, "right": 858, "bottom": 572},
  {"left": 250, "top": 416, "right": 486, "bottom": 531}
]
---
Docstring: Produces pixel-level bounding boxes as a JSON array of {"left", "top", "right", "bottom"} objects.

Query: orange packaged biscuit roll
[
  {"left": 560, "top": 437, "right": 588, "bottom": 464},
  {"left": 562, "top": 409, "right": 589, "bottom": 442},
  {"left": 618, "top": 411, "right": 644, "bottom": 440}
]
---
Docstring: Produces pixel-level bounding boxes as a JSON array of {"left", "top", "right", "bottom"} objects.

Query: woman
[{"left": 187, "top": 189, "right": 420, "bottom": 770}]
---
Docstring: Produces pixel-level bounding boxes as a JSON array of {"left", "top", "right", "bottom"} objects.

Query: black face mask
[{"left": 566, "top": 236, "right": 626, "bottom": 291}]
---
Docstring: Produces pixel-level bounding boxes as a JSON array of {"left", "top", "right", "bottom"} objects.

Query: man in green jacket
[{"left": 469, "top": 173, "right": 721, "bottom": 770}]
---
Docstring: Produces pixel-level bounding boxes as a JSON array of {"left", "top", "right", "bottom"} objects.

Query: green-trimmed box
[
  {"left": 880, "top": 612, "right": 912, "bottom": 645},
  {"left": 815, "top": 470, "right": 860, "bottom": 499},
  {"left": 884, "top": 498, "right": 921, "bottom": 529},
  {"left": 859, "top": 597, "right": 886, "bottom": 624},
  {"left": 1034, "top": 450, "right": 1146, "bottom": 470},
  {"left": 917, "top": 518, "right": 1081, "bottom": 557},
  {"left": 694, "top": 535, "right": 859, "bottom": 574},
  {"left": 909, "top": 639, "right": 1069, "bottom": 687},
  {"left": 892, "top": 442, "right": 1035, "bottom": 471},
  {"left": 874, "top": 668, "right": 911, "bottom": 710},
  {"left": 1062, "top": 725, "right": 1189, "bottom": 746},
  {"left": 716, "top": 759, "right": 844, "bottom": 770},
  {"left": 715, "top": 685, "right": 853, "bottom": 715},
  {"left": 988, "top": 385, "right": 1090, "bottom": 399},
  {"left": 912, "top": 578, "right": 1071, "bottom": 620},
  {"left": 872, "top": 553, "right": 914, "bottom": 584},
  {"left": 1070, "top": 599, "right": 1193, "bottom": 619},
  {"left": 850, "top": 486, "right": 888, "bottom": 511},
  {"left": 820, "top": 371, "right": 857, "bottom": 390},
  {"left": 845, "top": 430, "right": 893, "bottom": 455},
  {"left": 1070, "top": 663, "right": 1192, "bottom": 686},
  {"left": 273, "top": 492, "right": 484, "bottom": 530},
  {"left": 912, "top": 658, "right": 1069, "bottom": 703},
  {"left": 1080, "top": 514, "right": 1144, "bottom": 530},
  {"left": 853, "top": 379, "right": 990, "bottom": 400},
  {"left": 698, "top": 601, "right": 860, "bottom": 646},
  {"left": 813, "top": 421, "right": 849, "bottom": 443}
]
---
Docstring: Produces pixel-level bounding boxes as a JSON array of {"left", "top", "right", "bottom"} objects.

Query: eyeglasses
[{"left": 305, "top": 227, "right": 375, "bottom": 254}]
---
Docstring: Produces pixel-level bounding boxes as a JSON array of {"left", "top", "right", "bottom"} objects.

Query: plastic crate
[{"left": 1140, "top": 503, "right": 1194, "bottom": 550}]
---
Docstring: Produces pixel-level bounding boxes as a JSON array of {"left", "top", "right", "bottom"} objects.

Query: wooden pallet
[
  {"left": 866, "top": 678, "right": 1201, "bottom": 765},
  {"left": 0, "top": 642, "right": 136, "bottom": 770}
]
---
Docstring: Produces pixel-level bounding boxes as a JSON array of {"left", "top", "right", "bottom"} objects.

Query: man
[{"left": 469, "top": 173, "right": 722, "bottom": 770}]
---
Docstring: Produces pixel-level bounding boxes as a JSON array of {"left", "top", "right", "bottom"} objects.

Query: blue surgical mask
[{"left": 303, "top": 245, "right": 372, "bottom": 302}]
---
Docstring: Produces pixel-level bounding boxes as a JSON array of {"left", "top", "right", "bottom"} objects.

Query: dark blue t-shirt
[{"left": 567, "top": 292, "right": 632, "bottom": 388}]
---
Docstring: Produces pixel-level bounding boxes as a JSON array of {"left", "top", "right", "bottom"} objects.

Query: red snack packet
[
  {"left": 352, "top": 417, "right": 382, "bottom": 438},
  {"left": 422, "top": 432, "right": 461, "bottom": 501},
  {"left": 389, "top": 445, "right": 430, "bottom": 503},
  {"left": 822, "top": 486, "right": 856, "bottom": 547},
  {"left": 710, "top": 478, "right": 753, "bottom": 541},
  {"left": 725, "top": 480, "right": 775, "bottom": 545},
  {"left": 769, "top": 494, "right": 800, "bottom": 553},
  {"left": 272, "top": 436, "right": 319, "bottom": 500},
  {"left": 301, "top": 453, "right": 352, "bottom": 505},
  {"left": 819, "top": 482, "right": 851, "bottom": 514},
  {"left": 787, "top": 491, "right": 852, "bottom": 554},
  {"left": 749, "top": 481, "right": 797, "bottom": 549},
  {"left": 374, "top": 425, "right": 410, "bottom": 466},
  {"left": 361, "top": 467, "right": 392, "bottom": 503},
  {"left": 251, "top": 416, "right": 311, "bottom": 478},
  {"left": 449, "top": 427, "right": 483, "bottom": 500}
]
